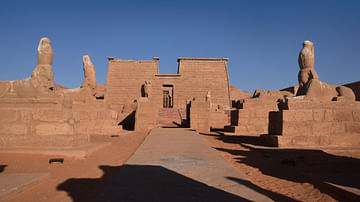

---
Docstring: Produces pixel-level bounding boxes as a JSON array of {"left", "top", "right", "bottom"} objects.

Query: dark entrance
[{"left": 162, "top": 85, "right": 173, "bottom": 108}]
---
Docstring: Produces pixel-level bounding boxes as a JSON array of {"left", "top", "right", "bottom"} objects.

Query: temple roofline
[{"left": 177, "top": 57, "right": 229, "bottom": 62}]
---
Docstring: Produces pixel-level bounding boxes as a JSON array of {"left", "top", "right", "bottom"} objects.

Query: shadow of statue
[{"left": 57, "top": 164, "right": 250, "bottom": 202}]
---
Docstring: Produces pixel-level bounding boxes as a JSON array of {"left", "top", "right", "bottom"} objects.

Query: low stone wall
[
  {"left": 0, "top": 100, "right": 121, "bottom": 147},
  {"left": 209, "top": 111, "right": 229, "bottom": 129},
  {"left": 227, "top": 98, "right": 279, "bottom": 136},
  {"left": 267, "top": 100, "right": 360, "bottom": 147}
]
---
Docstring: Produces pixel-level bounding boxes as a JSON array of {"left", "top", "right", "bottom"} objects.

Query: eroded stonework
[{"left": 0, "top": 38, "right": 359, "bottom": 148}]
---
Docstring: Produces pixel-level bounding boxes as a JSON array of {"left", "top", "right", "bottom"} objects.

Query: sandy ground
[
  {"left": 1, "top": 129, "right": 359, "bottom": 201},
  {"left": 0, "top": 131, "right": 148, "bottom": 202},
  {"left": 200, "top": 132, "right": 360, "bottom": 202}
]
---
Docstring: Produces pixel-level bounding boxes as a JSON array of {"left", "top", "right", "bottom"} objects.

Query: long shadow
[
  {"left": 213, "top": 144, "right": 360, "bottom": 201},
  {"left": 0, "top": 165, "right": 7, "bottom": 173},
  {"left": 118, "top": 110, "right": 135, "bottom": 130},
  {"left": 226, "top": 177, "right": 299, "bottom": 202},
  {"left": 58, "top": 164, "right": 250, "bottom": 202},
  {"left": 199, "top": 132, "right": 271, "bottom": 147}
]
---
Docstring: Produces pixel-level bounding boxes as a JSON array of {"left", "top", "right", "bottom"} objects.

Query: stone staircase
[{"left": 158, "top": 108, "right": 186, "bottom": 127}]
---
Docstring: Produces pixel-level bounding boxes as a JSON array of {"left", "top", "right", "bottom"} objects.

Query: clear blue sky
[{"left": 0, "top": 0, "right": 359, "bottom": 93}]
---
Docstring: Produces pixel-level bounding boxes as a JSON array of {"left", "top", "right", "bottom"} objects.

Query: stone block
[
  {"left": 313, "top": 122, "right": 346, "bottom": 135},
  {"left": 324, "top": 110, "right": 336, "bottom": 121},
  {"left": 255, "top": 109, "right": 269, "bottom": 118},
  {"left": 79, "top": 111, "right": 98, "bottom": 120},
  {"left": 254, "top": 124, "right": 267, "bottom": 134},
  {"left": 312, "top": 109, "right": 324, "bottom": 121},
  {"left": 291, "top": 135, "right": 319, "bottom": 146},
  {"left": 319, "top": 135, "right": 330, "bottom": 146},
  {"left": 329, "top": 135, "right": 360, "bottom": 146},
  {"left": 353, "top": 110, "right": 360, "bottom": 122},
  {"left": 33, "top": 109, "right": 68, "bottom": 122},
  {"left": 238, "top": 117, "right": 249, "bottom": 124},
  {"left": 238, "top": 110, "right": 250, "bottom": 118},
  {"left": 0, "top": 109, "right": 18, "bottom": 122},
  {"left": 282, "top": 121, "right": 312, "bottom": 135},
  {"left": 19, "top": 110, "right": 32, "bottom": 123},
  {"left": 277, "top": 136, "right": 293, "bottom": 147},
  {"left": 282, "top": 110, "right": 313, "bottom": 122},
  {"left": 336, "top": 110, "right": 353, "bottom": 121},
  {"left": 35, "top": 122, "right": 73, "bottom": 136},
  {"left": 0, "top": 123, "right": 27, "bottom": 135},
  {"left": 234, "top": 125, "right": 247, "bottom": 134},
  {"left": 248, "top": 118, "right": 267, "bottom": 126},
  {"left": 346, "top": 122, "right": 360, "bottom": 134}
]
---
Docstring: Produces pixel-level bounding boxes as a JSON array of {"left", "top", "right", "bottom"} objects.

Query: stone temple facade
[{"left": 0, "top": 37, "right": 359, "bottom": 148}]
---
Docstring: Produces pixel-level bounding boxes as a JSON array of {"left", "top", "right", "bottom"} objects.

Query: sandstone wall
[
  {"left": 105, "top": 58, "right": 231, "bottom": 111},
  {"left": 0, "top": 99, "right": 121, "bottom": 147},
  {"left": 177, "top": 58, "right": 231, "bottom": 109},
  {"left": 271, "top": 108, "right": 360, "bottom": 147},
  {"left": 267, "top": 100, "right": 360, "bottom": 147},
  {"left": 226, "top": 98, "right": 279, "bottom": 136},
  {"left": 190, "top": 100, "right": 210, "bottom": 132},
  {"left": 151, "top": 75, "right": 182, "bottom": 108},
  {"left": 209, "top": 111, "right": 229, "bottom": 129},
  {"left": 105, "top": 59, "right": 159, "bottom": 107},
  {"left": 134, "top": 98, "right": 158, "bottom": 132}
]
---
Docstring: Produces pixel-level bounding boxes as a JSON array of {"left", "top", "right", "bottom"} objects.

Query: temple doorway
[{"left": 162, "top": 85, "right": 173, "bottom": 108}]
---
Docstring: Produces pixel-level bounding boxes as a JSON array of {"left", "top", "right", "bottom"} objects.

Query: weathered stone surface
[
  {"left": 295, "top": 40, "right": 355, "bottom": 102},
  {"left": 230, "top": 86, "right": 251, "bottom": 101},
  {"left": 0, "top": 110, "right": 18, "bottom": 122},
  {"left": 345, "top": 122, "right": 360, "bottom": 134},
  {"left": 37, "top": 37, "right": 53, "bottom": 65},
  {"left": 31, "top": 37, "right": 55, "bottom": 90},
  {"left": 313, "top": 109, "right": 324, "bottom": 121},
  {"left": 253, "top": 89, "right": 292, "bottom": 101},
  {"left": 0, "top": 37, "right": 358, "bottom": 149},
  {"left": 32, "top": 109, "right": 68, "bottom": 121},
  {"left": 353, "top": 110, "right": 360, "bottom": 121},
  {"left": 81, "top": 55, "right": 97, "bottom": 92},
  {"left": 282, "top": 121, "right": 313, "bottom": 136},
  {"left": 336, "top": 110, "right": 353, "bottom": 121},
  {"left": 282, "top": 110, "right": 313, "bottom": 122},
  {"left": 0, "top": 123, "right": 27, "bottom": 135},
  {"left": 35, "top": 123, "right": 73, "bottom": 136}
]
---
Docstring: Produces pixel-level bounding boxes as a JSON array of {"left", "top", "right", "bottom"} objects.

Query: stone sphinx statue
[
  {"left": 296, "top": 40, "right": 355, "bottom": 102},
  {"left": 81, "top": 55, "right": 97, "bottom": 93},
  {"left": 297, "top": 40, "right": 318, "bottom": 95}
]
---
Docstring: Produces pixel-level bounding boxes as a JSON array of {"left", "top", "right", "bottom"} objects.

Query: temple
[{"left": 0, "top": 38, "right": 359, "bottom": 148}]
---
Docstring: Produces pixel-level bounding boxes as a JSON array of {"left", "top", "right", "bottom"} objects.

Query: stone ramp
[{"left": 95, "top": 128, "right": 272, "bottom": 201}]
